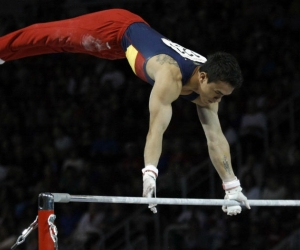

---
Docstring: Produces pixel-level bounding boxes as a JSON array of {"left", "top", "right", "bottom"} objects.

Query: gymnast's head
[{"left": 197, "top": 52, "right": 243, "bottom": 105}]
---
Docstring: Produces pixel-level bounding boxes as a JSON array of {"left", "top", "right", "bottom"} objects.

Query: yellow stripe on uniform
[{"left": 125, "top": 45, "right": 138, "bottom": 75}]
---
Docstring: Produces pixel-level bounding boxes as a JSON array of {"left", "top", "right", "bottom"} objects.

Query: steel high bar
[{"left": 52, "top": 193, "right": 300, "bottom": 207}]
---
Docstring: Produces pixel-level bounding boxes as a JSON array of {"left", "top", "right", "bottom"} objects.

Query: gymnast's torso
[{"left": 121, "top": 22, "right": 207, "bottom": 101}]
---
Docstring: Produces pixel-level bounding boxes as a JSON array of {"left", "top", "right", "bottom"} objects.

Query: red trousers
[{"left": 0, "top": 9, "right": 147, "bottom": 62}]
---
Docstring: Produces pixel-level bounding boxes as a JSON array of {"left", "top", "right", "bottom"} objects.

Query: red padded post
[{"left": 38, "top": 193, "right": 55, "bottom": 250}]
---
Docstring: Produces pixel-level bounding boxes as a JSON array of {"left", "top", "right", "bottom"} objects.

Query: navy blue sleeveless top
[{"left": 121, "top": 23, "right": 207, "bottom": 101}]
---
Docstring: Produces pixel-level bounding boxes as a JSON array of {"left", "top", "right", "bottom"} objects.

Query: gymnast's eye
[{"left": 215, "top": 90, "right": 226, "bottom": 96}]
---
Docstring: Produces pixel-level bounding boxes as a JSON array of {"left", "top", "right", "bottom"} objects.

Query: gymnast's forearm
[
  {"left": 144, "top": 100, "right": 173, "bottom": 168},
  {"left": 144, "top": 131, "right": 163, "bottom": 167},
  {"left": 207, "top": 137, "right": 236, "bottom": 182}
]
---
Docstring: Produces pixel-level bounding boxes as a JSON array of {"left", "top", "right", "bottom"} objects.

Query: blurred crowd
[{"left": 1, "top": 0, "right": 300, "bottom": 249}]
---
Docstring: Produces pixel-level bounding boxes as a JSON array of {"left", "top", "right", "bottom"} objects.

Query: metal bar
[{"left": 52, "top": 193, "right": 300, "bottom": 207}]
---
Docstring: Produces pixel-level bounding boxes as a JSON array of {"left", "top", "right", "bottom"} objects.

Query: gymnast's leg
[
  {"left": 0, "top": 18, "right": 93, "bottom": 63},
  {"left": 0, "top": 9, "right": 135, "bottom": 63}
]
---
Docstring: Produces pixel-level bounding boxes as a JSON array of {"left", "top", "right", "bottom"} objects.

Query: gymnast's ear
[{"left": 198, "top": 71, "right": 207, "bottom": 84}]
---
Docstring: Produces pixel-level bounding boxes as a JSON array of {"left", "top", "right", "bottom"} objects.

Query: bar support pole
[{"left": 38, "top": 193, "right": 55, "bottom": 250}]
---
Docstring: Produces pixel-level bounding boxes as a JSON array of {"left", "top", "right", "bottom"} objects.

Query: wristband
[
  {"left": 222, "top": 177, "right": 240, "bottom": 190},
  {"left": 142, "top": 165, "right": 158, "bottom": 178}
]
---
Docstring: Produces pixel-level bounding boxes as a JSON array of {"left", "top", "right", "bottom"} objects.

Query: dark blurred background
[{"left": 1, "top": 0, "right": 300, "bottom": 249}]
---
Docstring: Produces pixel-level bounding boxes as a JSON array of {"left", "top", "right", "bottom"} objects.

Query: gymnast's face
[{"left": 197, "top": 72, "right": 234, "bottom": 105}]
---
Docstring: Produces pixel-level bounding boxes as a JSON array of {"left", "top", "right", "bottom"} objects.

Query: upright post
[{"left": 38, "top": 193, "right": 55, "bottom": 250}]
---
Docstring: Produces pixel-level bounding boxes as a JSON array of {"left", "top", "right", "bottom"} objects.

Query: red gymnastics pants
[{"left": 0, "top": 9, "right": 147, "bottom": 64}]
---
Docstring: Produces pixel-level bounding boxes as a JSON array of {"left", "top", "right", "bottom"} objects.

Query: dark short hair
[{"left": 199, "top": 52, "right": 243, "bottom": 88}]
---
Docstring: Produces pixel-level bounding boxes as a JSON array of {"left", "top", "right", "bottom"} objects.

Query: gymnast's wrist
[
  {"left": 222, "top": 176, "right": 240, "bottom": 190},
  {"left": 142, "top": 165, "right": 158, "bottom": 178}
]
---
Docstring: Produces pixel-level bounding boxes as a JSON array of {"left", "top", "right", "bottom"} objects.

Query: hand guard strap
[
  {"left": 142, "top": 165, "right": 158, "bottom": 178},
  {"left": 222, "top": 177, "right": 240, "bottom": 190}
]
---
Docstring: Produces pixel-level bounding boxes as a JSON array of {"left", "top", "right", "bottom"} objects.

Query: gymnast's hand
[
  {"left": 142, "top": 165, "right": 158, "bottom": 213},
  {"left": 222, "top": 178, "right": 251, "bottom": 216}
]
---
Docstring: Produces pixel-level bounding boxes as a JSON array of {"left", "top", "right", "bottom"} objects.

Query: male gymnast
[{"left": 0, "top": 8, "right": 250, "bottom": 215}]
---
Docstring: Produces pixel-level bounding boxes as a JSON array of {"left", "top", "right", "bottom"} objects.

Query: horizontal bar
[{"left": 52, "top": 193, "right": 300, "bottom": 207}]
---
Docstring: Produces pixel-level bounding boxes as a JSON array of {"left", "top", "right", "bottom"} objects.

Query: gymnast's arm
[
  {"left": 144, "top": 68, "right": 181, "bottom": 167},
  {"left": 195, "top": 102, "right": 237, "bottom": 182},
  {"left": 193, "top": 100, "right": 250, "bottom": 214}
]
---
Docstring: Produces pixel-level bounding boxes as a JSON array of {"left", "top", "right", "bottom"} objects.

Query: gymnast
[{"left": 0, "top": 8, "right": 250, "bottom": 215}]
